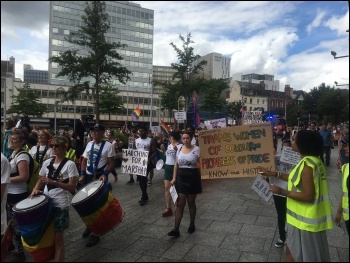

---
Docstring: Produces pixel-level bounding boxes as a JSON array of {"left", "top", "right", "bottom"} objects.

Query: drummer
[
  {"left": 78, "top": 124, "right": 116, "bottom": 247},
  {"left": 30, "top": 136, "right": 78, "bottom": 262},
  {"left": 7, "top": 129, "right": 31, "bottom": 262}
]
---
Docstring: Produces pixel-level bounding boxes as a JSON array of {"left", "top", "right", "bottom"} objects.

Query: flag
[
  {"left": 132, "top": 107, "right": 141, "bottom": 120},
  {"left": 160, "top": 120, "right": 170, "bottom": 134},
  {"left": 241, "top": 107, "right": 246, "bottom": 118},
  {"left": 193, "top": 91, "right": 200, "bottom": 127}
]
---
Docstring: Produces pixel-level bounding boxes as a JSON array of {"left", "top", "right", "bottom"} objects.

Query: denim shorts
[{"left": 54, "top": 207, "right": 69, "bottom": 232}]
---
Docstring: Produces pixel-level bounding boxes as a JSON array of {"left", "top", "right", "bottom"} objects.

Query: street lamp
[
  {"left": 177, "top": 96, "right": 185, "bottom": 129},
  {"left": 54, "top": 87, "right": 65, "bottom": 133},
  {"left": 331, "top": 51, "right": 349, "bottom": 59},
  {"left": 334, "top": 81, "right": 349, "bottom": 87}
]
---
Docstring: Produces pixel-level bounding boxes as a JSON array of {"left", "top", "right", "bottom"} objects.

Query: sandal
[{"left": 162, "top": 208, "right": 173, "bottom": 217}]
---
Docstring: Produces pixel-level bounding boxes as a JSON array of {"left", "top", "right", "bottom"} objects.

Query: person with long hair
[
  {"left": 29, "top": 129, "right": 53, "bottom": 168},
  {"left": 258, "top": 130, "right": 333, "bottom": 261},
  {"left": 162, "top": 131, "right": 182, "bottom": 217},
  {"left": 6, "top": 129, "right": 30, "bottom": 261},
  {"left": 30, "top": 136, "right": 78, "bottom": 262},
  {"left": 168, "top": 131, "right": 202, "bottom": 237}
]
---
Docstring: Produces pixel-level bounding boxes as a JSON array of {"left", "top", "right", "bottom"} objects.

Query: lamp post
[
  {"left": 334, "top": 81, "right": 349, "bottom": 87},
  {"left": 54, "top": 87, "right": 64, "bottom": 134},
  {"left": 149, "top": 75, "right": 153, "bottom": 128},
  {"left": 331, "top": 51, "right": 349, "bottom": 59},
  {"left": 177, "top": 96, "right": 185, "bottom": 129}
]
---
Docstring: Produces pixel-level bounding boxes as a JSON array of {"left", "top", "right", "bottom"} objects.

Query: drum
[
  {"left": 12, "top": 195, "right": 55, "bottom": 262},
  {"left": 71, "top": 180, "right": 123, "bottom": 236}
]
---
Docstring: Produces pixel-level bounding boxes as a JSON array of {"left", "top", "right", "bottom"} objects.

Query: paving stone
[
  {"left": 238, "top": 252, "right": 268, "bottom": 262},
  {"left": 182, "top": 244, "right": 241, "bottom": 262}
]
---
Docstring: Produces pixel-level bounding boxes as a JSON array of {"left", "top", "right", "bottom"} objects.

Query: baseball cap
[{"left": 92, "top": 124, "right": 105, "bottom": 132}]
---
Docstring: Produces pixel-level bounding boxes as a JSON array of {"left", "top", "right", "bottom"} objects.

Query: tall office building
[
  {"left": 23, "top": 64, "right": 49, "bottom": 84},
  {"left": 49, "top": 1, "right": 154, "bottom": 93},
  {"left": 193, "top": 52, "right": 231, "bottom": 80}
]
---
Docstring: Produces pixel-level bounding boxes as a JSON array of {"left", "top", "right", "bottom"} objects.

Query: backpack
[{"left": 13, "top": 151, "right": 40, "bottom": 191}]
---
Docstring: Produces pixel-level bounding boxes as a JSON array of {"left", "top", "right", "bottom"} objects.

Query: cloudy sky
[{"left": 1, "top": 1, "right": 349, "bottom": 92}]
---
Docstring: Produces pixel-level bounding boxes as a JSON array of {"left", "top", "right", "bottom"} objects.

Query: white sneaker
[{"left": 275, "top": 239, "right": 285, "bottom": 248}]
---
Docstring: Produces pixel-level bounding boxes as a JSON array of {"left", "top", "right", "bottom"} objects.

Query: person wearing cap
[
  {"left": 78, "top": 124, "right": 116, "bottom": 247},
  {"left": 30, "top": 136, "right": 78, "bottom": 262}
]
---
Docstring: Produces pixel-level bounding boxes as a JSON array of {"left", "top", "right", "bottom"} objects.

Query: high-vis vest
[
  {"left": 341, "top": 163, "right": 349, "bottom": 221},
  {"left": 65, "top": 148, "right": 76, "bottom": 162},
  {"left": 287, "top": 156, "right": 333, "bottom": 232}
]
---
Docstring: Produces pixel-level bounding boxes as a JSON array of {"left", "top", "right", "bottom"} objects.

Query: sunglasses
[{"left": 50, "top": 144, "right": 61, "bottom": 148}]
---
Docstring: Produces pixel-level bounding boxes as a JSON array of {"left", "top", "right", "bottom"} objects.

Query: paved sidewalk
[{"left": 6, "top": 140, "right": 349, "bottom": 262}]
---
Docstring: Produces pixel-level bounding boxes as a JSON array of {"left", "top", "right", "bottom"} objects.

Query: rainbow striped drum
[
  {"left": 71, "top": 180, "right": 123, "bottom": 235},
  {"left": 13, "top": 195, "right": 54, "bottom": 262}
]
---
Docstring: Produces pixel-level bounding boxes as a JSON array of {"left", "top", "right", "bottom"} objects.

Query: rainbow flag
[
  {"left": 132, "top": 107, "right": 141, "bottom": 120},
  {"left": 160, "top": 120, "right": 170, "bottom": 134}
]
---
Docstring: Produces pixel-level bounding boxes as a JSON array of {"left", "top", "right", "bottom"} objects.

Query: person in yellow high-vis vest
[
  {"left": 335, "top": 143, "right": 349, "bottom": 235},
  {"left": 258, "top": 130, "right": 333, "bottom": 261}
]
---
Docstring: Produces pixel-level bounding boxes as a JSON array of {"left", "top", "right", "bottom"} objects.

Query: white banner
[
  {"left": 169, "top": 185, "right": 178, "bottom": 204},
  {"left": 174, "top": 111, "right": 187, "bottom": 121},
  {"left": 251, "top": 175, "right": 273, "bottom": 202},
  {"left": 204, "top": 118, "right": 227, "bottom": 130},
  {"left": 121, "top": 149, "right": 148, "bottom": 176},
  {"left": 151, "top": 126, "right": 161, "bottom": 134},
  {"left": 280, "top": 147, "right": 301, "bottom": 166}
]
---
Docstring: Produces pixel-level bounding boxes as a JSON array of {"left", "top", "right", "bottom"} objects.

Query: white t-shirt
[
  {"left": 177, "top": 145, "right": 200, "bottom": 169},
  {"left": 83, "top": 141, "right": 115, "bottom": 175},
  {"left": 165, "top": 143, "right": 182, "bottom": 165},
  {"left": 8, "top": 151, "right": 30, "bottom": 195},
  {"left": 1, "top": 153, "right": 11, "bottom": 235},
  {"left": 135, "top": 137, "right": 152, "bottom": 151},
  {"left": 30, "top": 145, "right": 53, "bottom": 165},
  {"left": 40, "top": 158, "right": 78, "bottom": 208}
]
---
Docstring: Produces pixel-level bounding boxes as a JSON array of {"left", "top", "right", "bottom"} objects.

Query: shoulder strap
[
  {"left": 88, "top": 141, "right": 106, "bottom": 174},
  {"left": 36, "top": 146, "right": 48, "bottom": 167},
  {"left": 12, "top": 151, "right": 34, "bottom": 182},
  {"left": 54, "top": 158, "right": 70, "bottom": 178}
]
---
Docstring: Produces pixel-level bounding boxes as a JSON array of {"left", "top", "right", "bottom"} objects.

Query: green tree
[
  {"left": 7, "top": 83, "right": 47, "bottom": 117},
  {"left": 226, "top": 101, "right": 243, "bottom": 120},
  {"left": 169, "top": 33, "right": 207, "bottom": 109},
  {"left": 48, "top": 1, "right": 131, "bottom": 122},
  {"left": 302, "top": 83, "right": 349, "bottom": 124},
  {"left": 98, "top": 85, "right": 125, "bottom": 127},
  {"left": 199, "top": 79, "right": 229, "bottom": 118}
]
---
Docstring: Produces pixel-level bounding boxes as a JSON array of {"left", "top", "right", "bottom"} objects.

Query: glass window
[
  {"left": 64, "top": 29, "right": 69, "bottom": 35},
  {"left": 122, "top": 8, "right": 126, "bottom": 15},
  {"left": 136, "top": 11, "right": 140, "bottom": 18},
  {"left": 145, "top": 13, "right": 149, "bottom": 19},
  {"left": 132, "top": 10, "right": 135, "bottom": 17},
  {"left": 150, "top": 14, "right": 153, "bottom": 20},
  {"left": 112, "top": 16, "right": 116, "bottom": 23},
  {"left": 70, "top": 19, "right": 75, "bottom": 26},
  {"left": 127, "top": 9, "right": 131, "bottom": 16},
  {"left": 113, "top": 6, "right": 116, "bottom": 13},
  {"left": 117, "top": 7, "right": 121, "bottom": 14}
]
